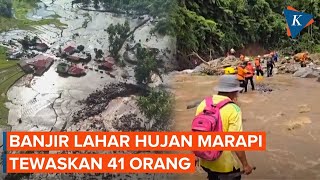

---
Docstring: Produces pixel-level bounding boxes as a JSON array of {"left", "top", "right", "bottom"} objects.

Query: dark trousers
[
  {"left": 256, "top": 69, "right": 264, "bottom": 76},
  {"left": 267, "top": 65, "right": 273, "bottom": 77},
  {"left": 202, "top": 166, "right": 241, "bottom": 180},
  {"left": 245, "top": 77, "right": 255, "bottom": 91},
  {"left": 239, "top": 80, "right": 247, "bottom": 93}
]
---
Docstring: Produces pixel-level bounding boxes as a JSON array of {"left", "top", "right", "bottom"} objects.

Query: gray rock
[
  {"left": 285, "top": 63, "right": 300, "bottom": 73},
  {"left": 193, "top": 65, "right": 203, "bottom": 73},
  {"left": 293, "top": 67, "right": 319, "bottom": 78}
]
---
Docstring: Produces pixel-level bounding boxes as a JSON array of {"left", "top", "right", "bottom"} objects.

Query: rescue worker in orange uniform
[
  {"left": 254, "top": 56, "right": 264, "bottom": 76},
  {"left": 237, "top": 62, "right": 248, "bottom": 93},
  {"left": 245, "top": 61, "right": 255, "bottom": 91}
]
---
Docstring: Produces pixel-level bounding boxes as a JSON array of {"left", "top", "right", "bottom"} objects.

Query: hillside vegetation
[{"left": 165, "top": 0, "right": 319, "bottom": 67}]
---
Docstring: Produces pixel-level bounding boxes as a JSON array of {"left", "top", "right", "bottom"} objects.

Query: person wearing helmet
[{"left": 230, "top": 48, "right": 236, "bottom": 55}]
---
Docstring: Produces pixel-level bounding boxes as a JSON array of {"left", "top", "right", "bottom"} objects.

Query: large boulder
[
  {"left": 293, "top": 67, "right": 319, "bottom": 78},
  {"left": 193, "top": 65, "right": 203, "bottom": 73},
  {"left": 284, "top": 63, "right": 300, "bottom": 74}
]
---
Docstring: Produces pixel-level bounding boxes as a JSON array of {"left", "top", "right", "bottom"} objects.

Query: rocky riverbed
[{"left": 181, "top": 53, "right": 320, "bottom": 79}]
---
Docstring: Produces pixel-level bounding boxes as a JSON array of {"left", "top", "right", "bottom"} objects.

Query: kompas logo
[{"left": 283, "top": 6, "right": 315, "bottom": 38}]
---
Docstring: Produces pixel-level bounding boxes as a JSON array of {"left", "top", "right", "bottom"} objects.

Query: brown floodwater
[{"left": 171, "top": 74, "right": 320, "bottom": 180}]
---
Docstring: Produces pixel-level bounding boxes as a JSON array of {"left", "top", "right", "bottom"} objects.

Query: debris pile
[
  {"left": 194, "top": 56, "right": 238, "bottom": 75},
  {"left": 112, "top": 113, "right": 147, "bottom": 132},
  {"left": 72, "top": 83, "right": 149, "bottom": 122}
]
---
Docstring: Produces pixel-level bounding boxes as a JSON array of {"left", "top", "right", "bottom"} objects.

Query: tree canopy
[
  {"left": 134, "top": 46, "right": 160, "bottom": 85},
  {"left": 161, "top": 0, "right": 319, "bottom": 59},
  {"left": 107, "top": 20, "right": 130, "bottom": 59}
]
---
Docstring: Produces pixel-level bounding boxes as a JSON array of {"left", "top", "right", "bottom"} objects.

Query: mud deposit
[{"left": 171, "top": 74, "right": 320, "bottom": 180}]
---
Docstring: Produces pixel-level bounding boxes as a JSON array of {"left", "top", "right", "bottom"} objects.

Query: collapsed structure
[{"left": 19, "top": 54, "right": 54, "bottom": 76}]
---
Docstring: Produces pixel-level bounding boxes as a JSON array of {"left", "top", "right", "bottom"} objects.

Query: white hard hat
[{"left": 258, "top": 55, "right": 261, "bottom": 58}]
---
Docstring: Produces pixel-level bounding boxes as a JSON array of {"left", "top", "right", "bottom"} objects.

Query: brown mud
[{"left": 171, "top": 74, "right": 320, "bottom": 180}]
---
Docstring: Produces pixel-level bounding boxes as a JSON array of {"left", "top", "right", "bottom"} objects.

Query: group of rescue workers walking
[
  {"left": 192, "top": 49, "right": 280, "bottom": 180},
  {"left": 224, "top": 51, "right": 278, "bottom": 93}
]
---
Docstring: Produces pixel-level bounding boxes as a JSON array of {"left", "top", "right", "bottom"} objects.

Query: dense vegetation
[
  {"left": 134, "top": 45, "right": 162, "bottom": 85},
  {"left": 137, "top": 88, "right": 174, "bottom": 130},
  {"left": 164, "top": 0, "right": 319, "bottom": 63},
  {"left": 107, "top": 20, "right": 130, "bottom": 59}
]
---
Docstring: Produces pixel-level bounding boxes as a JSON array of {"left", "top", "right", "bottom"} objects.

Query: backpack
[{"left": 191, "top": 97, "right": 232, "bottom": 161}]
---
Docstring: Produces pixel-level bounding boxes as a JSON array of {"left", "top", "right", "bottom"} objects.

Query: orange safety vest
[
  {"left": 237, "top": 66, "right": 246, "bottom": 80},
  {"left": 245, "top": 64, "right": 254, "bottom": 78}
]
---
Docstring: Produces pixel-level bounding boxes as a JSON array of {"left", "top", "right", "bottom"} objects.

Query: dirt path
[{"left": 171, "top": 74, "right": 320, "bottom": 180}]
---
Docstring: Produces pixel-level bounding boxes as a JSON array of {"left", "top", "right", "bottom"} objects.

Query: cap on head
[{"left": 214, "top": 75, "right": 243, "bottom": 93}]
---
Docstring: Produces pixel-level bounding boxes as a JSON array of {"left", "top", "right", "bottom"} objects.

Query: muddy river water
[{"left": 171, "top": 74, "right": 320, "bottom": 179}]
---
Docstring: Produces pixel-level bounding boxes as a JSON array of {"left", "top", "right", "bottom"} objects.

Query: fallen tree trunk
[{"left": 188, "top": 52, "right": 210, "bottom": 66}]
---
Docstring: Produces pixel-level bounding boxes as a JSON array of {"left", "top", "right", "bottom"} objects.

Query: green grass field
[
  {"left": 0, "top": 0, "right": 65, "bottom": 33},
  {"left": 0, "top": 46, "right": 24, "bottom": 127}
]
